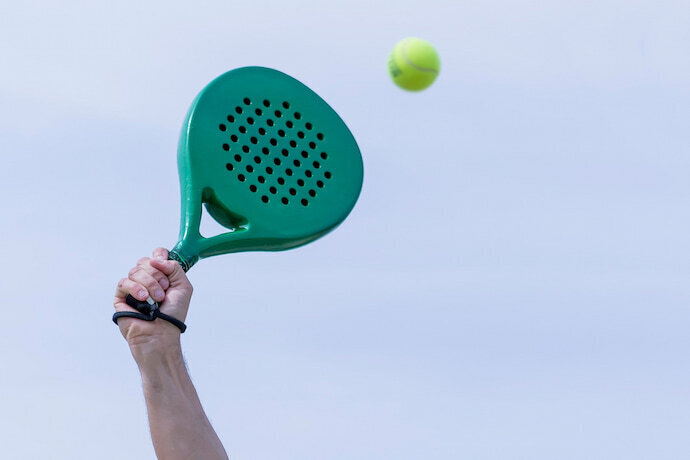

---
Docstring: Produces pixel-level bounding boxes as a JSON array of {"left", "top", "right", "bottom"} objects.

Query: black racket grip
[
  {"left": 168, "top": 249, "right": 191, "bottom": 272},
  {"left": 125, "top": 294, "right": 159, "bottom": 316}
]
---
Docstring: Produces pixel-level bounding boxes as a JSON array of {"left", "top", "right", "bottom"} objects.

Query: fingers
[
  {"left": 150, "top": 258, "right": 192, "bottom": 290},
  {"left": 116, "top": 277, "right": 148, "bottom": 300},
  {"left": 157, "top": 275, "right": 170, "bottom": 291},
  {"left": 149, "top": 258, "right": 178, "bottom": 277},
  {"left": 113, "top": 248, "right": 188, "bottom": 312},
  {"left": 134, "top": 255, "right": 170, "bottom": 290},
  {"left": 152, "top": 247, "right": 168, "bottom": 260},
  {"left": 128, "top": 265, "right": 167, "bottom": 302}
]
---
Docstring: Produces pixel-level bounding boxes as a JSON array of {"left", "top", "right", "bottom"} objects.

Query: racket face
[{"left": 173, "top": 67, "right": 363, "bottom": 267}]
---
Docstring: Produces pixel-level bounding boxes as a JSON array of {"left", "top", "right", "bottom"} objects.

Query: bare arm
[
  {"left": 114, "top": 248, "right": 228, "bottom": 460},
  {"left": 130, "top": 339, "right": 227, "bottom": 460}
]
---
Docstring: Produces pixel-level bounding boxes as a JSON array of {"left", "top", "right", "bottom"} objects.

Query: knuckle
[
  {"left": 128, "top": 266, "right": 141, "bottom": 277},
  {"left": 145, "top": 280, "right": 159, "bottom": 290},
  {"left": 141, "top": 275, "right": 158, "bottom": 289}
]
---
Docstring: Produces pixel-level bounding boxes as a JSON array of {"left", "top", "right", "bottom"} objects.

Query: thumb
[{"left": 150, "top": 258, "right": 188, "bottom": 286}]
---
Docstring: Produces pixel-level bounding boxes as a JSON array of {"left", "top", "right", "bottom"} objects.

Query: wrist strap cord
[{"left": 112, "top": 294, "right": 187, "bottom": 333}]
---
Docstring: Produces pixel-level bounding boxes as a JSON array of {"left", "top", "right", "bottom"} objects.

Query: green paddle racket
[{"left": 124, "top": 67, "right": 363, "bottom": 318}]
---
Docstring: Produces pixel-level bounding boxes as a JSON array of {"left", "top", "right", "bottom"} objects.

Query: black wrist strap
[
  {"left": 112, "top": 310, "right": 187, "bottom": 333},
  {"left": 112, "top": 295, "right": 187, "bottom": 333}
]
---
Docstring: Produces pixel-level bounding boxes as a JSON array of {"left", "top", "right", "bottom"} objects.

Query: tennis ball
[{"left": 388, "top": 37, "right": 441, "bottom": 91}]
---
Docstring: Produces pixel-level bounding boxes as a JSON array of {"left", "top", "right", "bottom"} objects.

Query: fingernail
[
  {"left": 154, "top": 289, "right": 165, "bottom": 300},
  {"left": 155, "top": 255, "right": 166, "bottom": 261},
  {"left": 138, "top": 289, "right": 148, "bottom": 299}
]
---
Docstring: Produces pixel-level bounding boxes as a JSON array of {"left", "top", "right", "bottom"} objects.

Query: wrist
[{"left": 129, "top": 334, "right": 182, "bottom": 365}]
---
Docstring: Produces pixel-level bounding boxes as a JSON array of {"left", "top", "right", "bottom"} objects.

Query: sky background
[{"left": 1, "top": 0, "right": 690, "bottom": 458}]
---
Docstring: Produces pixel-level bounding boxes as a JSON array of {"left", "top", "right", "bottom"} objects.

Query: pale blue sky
[{"left": 1, "top": 1, "right": 689, "bottom": 459}]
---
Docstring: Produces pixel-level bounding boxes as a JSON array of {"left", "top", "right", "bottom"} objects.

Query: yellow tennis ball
[{"left": 388, "top": 37, "right": 441, "bottom": 91}]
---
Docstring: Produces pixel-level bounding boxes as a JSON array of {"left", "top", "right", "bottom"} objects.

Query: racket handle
[
  {"left": 168, "top": 249, "right": 192, "bottom": 272},
  {"left": 125, "top": 294, "right": 159, "bottom": 316}
]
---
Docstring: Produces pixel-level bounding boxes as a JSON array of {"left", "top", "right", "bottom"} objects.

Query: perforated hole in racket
[{"left": 219, "top": 97, "right": 333, "bottom": 207}]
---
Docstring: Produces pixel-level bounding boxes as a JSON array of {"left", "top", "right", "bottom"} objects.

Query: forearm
[{"left": 131, "top": 340, "right": 228, "bottom": 460}]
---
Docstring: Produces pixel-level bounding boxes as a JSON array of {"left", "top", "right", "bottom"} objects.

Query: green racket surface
[{"left": 170, "top": 67, "right": 364, "bottom": 270}]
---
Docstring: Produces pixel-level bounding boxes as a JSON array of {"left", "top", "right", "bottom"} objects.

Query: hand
[{"left": 114, "top": 248, "right": 193, "bottom": 349}]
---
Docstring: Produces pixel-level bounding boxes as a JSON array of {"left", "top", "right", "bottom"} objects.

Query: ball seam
[{"left": 401, "top": 40, "right": 439, "bottom": 74}]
